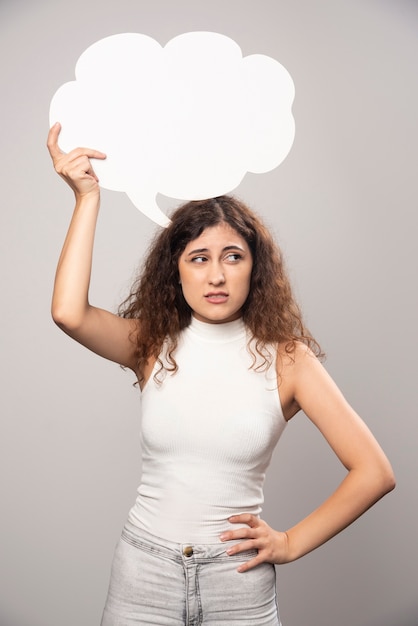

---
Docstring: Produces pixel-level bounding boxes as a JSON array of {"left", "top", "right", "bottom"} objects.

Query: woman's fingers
[
  {"left": 229, "top": 513, "right": 259, "bottom": 528},
  {"left": 221, "top": 515, "right": 262, "bottom": 551},
  {"left": 47, "top": 122, "right": 106, "bottom": 164},
  {"left": 60, "top": 154, "right": 99, "bottom": 183},
  {"left": 236, "top": 552, "right": 265, "bottom": 573},
  {"left": 46, "top": 122, "right": 63, "bottom": 159},
  {"left": 219, "top": 513, "right": 260, "bottom": 542},
  {"left": 47, "top": 123, "right": 107, "bottom": 195},
  {"left": 220, "top": 514, "right": 289, "bottom": 572}
]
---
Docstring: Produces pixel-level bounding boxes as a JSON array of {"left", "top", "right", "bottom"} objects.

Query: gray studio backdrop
[{"left": 1, "top": 1, "right": 417, "bottom": 625}]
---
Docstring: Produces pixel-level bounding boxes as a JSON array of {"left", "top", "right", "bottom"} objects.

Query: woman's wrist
[{"left": 74, "top": 188, "right": 101, "bottom": 204}]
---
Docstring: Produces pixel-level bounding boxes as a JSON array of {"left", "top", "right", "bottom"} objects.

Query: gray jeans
[{"left": 101, "top": 521, "right": 281, "bottom": 625}]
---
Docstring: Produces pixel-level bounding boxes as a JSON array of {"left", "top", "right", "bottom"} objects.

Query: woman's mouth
[{"left": 204, "top": 292, "right": 229, "bottom": 304}]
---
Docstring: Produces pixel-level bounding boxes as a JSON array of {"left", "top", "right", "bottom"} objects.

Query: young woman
[{"left": 47, "top": 122, "right": 395, "bottom": 626}]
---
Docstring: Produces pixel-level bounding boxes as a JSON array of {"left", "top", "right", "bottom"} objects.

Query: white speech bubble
[{"left": 49, "top": 32, "right": 295, "bottom": 226}]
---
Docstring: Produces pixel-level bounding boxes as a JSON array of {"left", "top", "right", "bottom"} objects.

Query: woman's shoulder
[{"left": 276, "top": 340, "right": 318, "bottom": 370}]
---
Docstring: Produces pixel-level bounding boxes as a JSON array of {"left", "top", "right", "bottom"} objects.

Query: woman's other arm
[
  {"left": 278, "top": 345, "right": 396, "bottom": 561},
  {"left": 222, "top": 344, "right": 395, "bottom": 571},
  {"left": 47, "top": 123, "right": 138, "bottom": 371}
]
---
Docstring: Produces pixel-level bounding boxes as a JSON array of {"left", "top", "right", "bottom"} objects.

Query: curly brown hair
[{"left": 119, "top": 195, "right": 323, "bottom": 382}]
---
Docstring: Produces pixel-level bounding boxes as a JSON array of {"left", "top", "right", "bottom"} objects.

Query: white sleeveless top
[{"left": 128, "top": 316, "right": 287, "bottom": 543}]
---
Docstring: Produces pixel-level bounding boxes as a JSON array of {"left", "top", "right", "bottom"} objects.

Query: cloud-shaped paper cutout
[{"left": 50, "top": 32, "right": 295, "bottom": 226}]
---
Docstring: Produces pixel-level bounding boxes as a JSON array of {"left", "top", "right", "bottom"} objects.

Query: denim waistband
[{"left": 122, "top": 520, "right": 257, "bottom": 564}]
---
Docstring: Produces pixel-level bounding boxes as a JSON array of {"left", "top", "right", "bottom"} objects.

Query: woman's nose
[{"left": 208, "top": 263, "right": 225, "bottom": 285}]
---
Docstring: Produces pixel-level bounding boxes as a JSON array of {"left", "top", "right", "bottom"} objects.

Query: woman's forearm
[
  {"left": 47, "top": 122, "right": 107, "bottom": 331},
  {"left": 285, "top": 461, "right": 395, "bottom": 562},
  {"left": 51, "top": 192, "right": 100, "bottom": 330}
]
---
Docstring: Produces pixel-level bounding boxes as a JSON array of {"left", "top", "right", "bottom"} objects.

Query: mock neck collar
[{"left": 187, "top": 316, "right": 247, "bottom": 342}]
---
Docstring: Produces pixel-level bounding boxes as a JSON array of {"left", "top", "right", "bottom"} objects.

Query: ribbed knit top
[{"left": 128, "top": 316, "right": 287, "bottom": 543}]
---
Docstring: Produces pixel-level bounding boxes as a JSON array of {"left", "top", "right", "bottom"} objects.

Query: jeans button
[{"left": 183, "top": 546, "right": 194, "bottom": 557}]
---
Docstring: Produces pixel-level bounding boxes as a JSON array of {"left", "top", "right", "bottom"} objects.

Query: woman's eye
[
  {"left": 225, "top": 253, "right": 242, "bottom": 262},
  {"left": 191, "top": 256, "right": 207, "bottom": 263}
]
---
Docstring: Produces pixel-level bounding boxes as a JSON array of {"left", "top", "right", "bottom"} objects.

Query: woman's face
[{"left": 178, "top": 222, "right": 253, "bottom": 324}]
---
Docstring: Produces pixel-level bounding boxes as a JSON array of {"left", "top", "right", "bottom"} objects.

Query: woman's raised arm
[{"left": 47, "top": 123, "right": 139, "bottom": 371}]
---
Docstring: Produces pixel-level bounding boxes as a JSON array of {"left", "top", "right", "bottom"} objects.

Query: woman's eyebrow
[
  {"left": 187, "top": 245, "right": 245, "bottom": 257},
  {"left": 223, "top": 245, "right": 245, "bottom": 252},
  {"left": 187, "top": 247, "right": 209, "bottom": 256}
]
